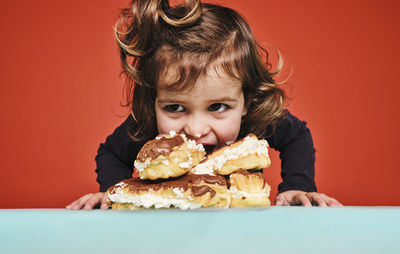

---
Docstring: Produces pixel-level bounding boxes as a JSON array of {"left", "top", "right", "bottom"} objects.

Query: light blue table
[{"left": 1, "top": 207, "right": 399, "bottom": 254}]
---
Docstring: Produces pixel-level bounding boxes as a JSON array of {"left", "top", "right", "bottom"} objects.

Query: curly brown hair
[{"left": 115, "top": 0, "right": 286, "bottom": 141}]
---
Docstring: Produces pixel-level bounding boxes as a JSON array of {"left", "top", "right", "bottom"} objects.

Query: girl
[{"left": 67, "top": 0, "right": 342, "bottom": 210}]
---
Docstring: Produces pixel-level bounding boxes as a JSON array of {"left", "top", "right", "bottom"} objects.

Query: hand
[
  {"left": 275, "top": 190, "right": 343, "bottom": 207},
  {"left": 66, "top": 192, "right": 109, "bottom": 210}
]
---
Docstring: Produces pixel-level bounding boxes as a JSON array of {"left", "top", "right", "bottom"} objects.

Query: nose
[{"left": 183, "top": 114, "right": 211, "bottom": 140}]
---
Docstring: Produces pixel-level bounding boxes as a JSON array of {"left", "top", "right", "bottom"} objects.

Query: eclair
[
  {"left": 107, "top": 174, "right": 231, "bottom": 210},
  {"left": 229, "top": 170, "right": 271, "bottom": 207},
  {"left": 134, "top": 131, "right": 206, "bottom": 180},
  {"left": 190, "top": 134, "right": 271, "bottom": 175}
]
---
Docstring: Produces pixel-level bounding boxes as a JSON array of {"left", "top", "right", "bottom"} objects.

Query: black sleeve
[
  {"left": 95, "top": 115, "right": 146, "bottom": 192},
  {"left": 266, "top": 110, "right": 317, "bottom": 193}
]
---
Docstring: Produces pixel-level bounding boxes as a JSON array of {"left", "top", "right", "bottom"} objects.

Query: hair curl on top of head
[{"left": 115, "top": 0, "right": 287, "bottom": 141}]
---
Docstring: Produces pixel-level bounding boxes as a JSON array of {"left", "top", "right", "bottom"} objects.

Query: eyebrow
[{"left": 157, "top": 97, "right": 239, "bottom": 104}]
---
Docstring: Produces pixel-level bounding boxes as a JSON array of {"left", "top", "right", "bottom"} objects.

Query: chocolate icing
[
  {"left": 137, "top": 135, "right": 185, "bottom": 161},
  {"left": 109, "top": 174, "right": 227, "bottom": 196},
  {"left": 184, "top": 174, "right": 227, "bottom": 186},
  {"left": 192, "top": 185, "right": 216, "bottom": 197},
  {"left": 117, "top": 177, "right": 190, "bottom": 192}
]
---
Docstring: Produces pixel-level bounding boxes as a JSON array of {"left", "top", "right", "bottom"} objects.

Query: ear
[
  {"left": 242, "top": 91, "right": 251, "bottom": 117},
  {"left": 242, "top": 103, "right": 249, "bottom": 116},
  {"left": 241, "top": 108, "right": 248, "bottom": 117}
]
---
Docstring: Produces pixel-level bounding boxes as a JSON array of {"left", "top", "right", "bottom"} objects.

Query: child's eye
[
  {"left": 164, "top": 104, "right": 186, "bottom": 112},
  {"left": 208, "top": 103, "right": 229, "bottom": 113}
]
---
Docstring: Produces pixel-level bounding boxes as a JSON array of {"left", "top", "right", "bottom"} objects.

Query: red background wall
[{"left": 0, "top": 0, "right": 399, "bottom": 208}]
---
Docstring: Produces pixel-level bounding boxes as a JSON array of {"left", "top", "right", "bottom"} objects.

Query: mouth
[{"left": 203, "top": 145, "right": 216, "bottom": 155}]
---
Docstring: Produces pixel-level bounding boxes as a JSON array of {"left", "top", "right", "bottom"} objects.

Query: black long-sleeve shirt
[{"left": 95, "top": 110, "right": 317, "bottom": 193}]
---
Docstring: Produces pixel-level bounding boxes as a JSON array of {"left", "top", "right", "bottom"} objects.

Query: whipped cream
[
  {"left": 178, "top": 154, "right": 193, "bottom": 168},
  {"left": 229, "top": 186, "right": 270, "bottom": 199},
  {"left": 108, "top": 188, "right": 202, "bottom": 210},
  {"left": 186, "top": 139, "right": 205, "bottom": 152},
  {"left": 134, "top": 159, "right": 150, "bottom": 172}
]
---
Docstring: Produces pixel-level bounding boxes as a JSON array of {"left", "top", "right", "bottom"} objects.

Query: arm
[
  {"left": 95, "top": 115, "right": 145, "bottom": 192},
  {"left": 266, "top": 110, "right": 342, "bottom": 206},
  {"left": 266, "top": 110, "right": 317, "bottom": 193}
]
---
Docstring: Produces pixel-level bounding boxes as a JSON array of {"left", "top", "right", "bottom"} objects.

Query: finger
[
  {"left": 327, "top": 197, "right": 343, "bottom": 207},
  {"left": 71, "top": 194, "right": 93, "bottom": 210},
  {"left": 308, "top": 193, "right": 343, "bottom": 207},
  {"left": 307, "top": 193, "right": 328, "bottom": 207},
  {"left": 275, "top": 198, "right": 283, "bottom": 206},
  {"left": 307, "top": 192, "right": 329, "bottom": 207},
  {"left": 275, "top": 194, "right": 290, "bottom": 206},
  {"left": 314, "top": 196, "right": 328, "bottom": 207},
  {"left": 66, "top": 200, "right": 77, "bottom": 209},
  {"left": 100, "top": 193, "right": 109, "bottom": 210},
  {"left": 83, "top": 193, "right": 103, "bottom": 210},
  {"left": 293, "top": 194, "right": 312, "bottom": 207},
  {"left": 275, "top": 194, "right": 284, "bottom": 206}
]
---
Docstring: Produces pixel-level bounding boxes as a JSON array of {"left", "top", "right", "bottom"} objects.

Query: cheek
[
  {"left": 155, "top": 112, "right": 168, "bottom": 134},
  {"left": 155, "top": 111, "right": 181, "bottom": 134},
  {"left": 214, "top": 115, "right": 242, "bottom": 143}
]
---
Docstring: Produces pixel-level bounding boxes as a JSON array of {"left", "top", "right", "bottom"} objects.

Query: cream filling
[
  {"left": 190, "top": 136, "right": 269, "bottom": 174},
  {"left": 229, "top": 186, "right": 270, "bottom": 199},
  {"left": 178, "top": 154, "right": 193, "bottom": 168},
  {"left": 135, "top": 155, "right": 191, "bottom": 172},
  {"left": 186, "top": 139, "right": 205, "bottom": 152},
  {"left": 190, "top": 162, "right": 215, "bottom": 175},
  {"left": 172, "top": 187, "right": 185, "bottom": 198},
  {"left": 108, "top": 188, "right": 202, "bottom": 210},
  {"left": 134, "top": 159, "right": 150, "bottom": 172}
]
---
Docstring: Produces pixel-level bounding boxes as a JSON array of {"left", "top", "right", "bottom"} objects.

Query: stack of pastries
[{"left": 107, "top": 131, "right": 271, "bottom": 210}]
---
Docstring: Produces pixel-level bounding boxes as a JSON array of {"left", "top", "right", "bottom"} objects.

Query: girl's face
[{"left": 155, "top": 71, "right": 246, "bottom": 153}]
